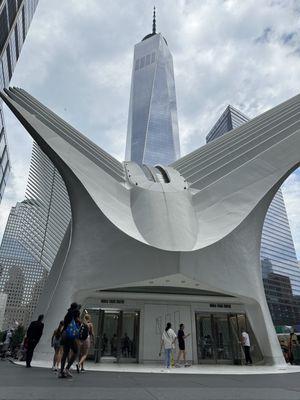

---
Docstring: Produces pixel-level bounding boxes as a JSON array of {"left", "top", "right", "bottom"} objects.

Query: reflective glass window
[
  {"left": 7, "top": 0, "right": 17, "bottom": 28},
  {"left": 14, "top": 25, "right": 19, "bottom": 60},
  {"left": 0, "top": 5, "right": 8, "bottom": 49},
  {"left": 6, "top": 45, "right": 12, "bottom": 80},
  {"left": 140, "top": 56, "right": 145, "bottom": 69}
]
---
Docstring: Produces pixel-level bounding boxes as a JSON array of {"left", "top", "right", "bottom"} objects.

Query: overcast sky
[{"left": 1, "top": 0, "right": 300, "bottom": 257}]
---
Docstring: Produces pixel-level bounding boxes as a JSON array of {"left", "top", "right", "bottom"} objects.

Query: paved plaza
[{"left": 1, "top": 360, "right": 300, "bottom": 400}]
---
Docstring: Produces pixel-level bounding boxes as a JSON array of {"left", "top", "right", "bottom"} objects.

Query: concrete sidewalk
[
  {"left": 14, "top": 358, "right": 300, "bottom": 375},
  {"left": 2, "top": 360, "right": 300, "bottom": 400}
]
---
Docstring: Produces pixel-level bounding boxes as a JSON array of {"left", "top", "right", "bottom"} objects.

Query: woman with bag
[
  {"left": 59, "top": 303, "right": 81, "bottom": 379},
  {"left": 159, "top": 322, "right": 177, "bottom": 369}
]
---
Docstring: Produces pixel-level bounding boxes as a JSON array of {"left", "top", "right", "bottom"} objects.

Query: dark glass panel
[
  {"left": 6, "top": 46, "right": 12, "bottom": 80},
  {"left": 0, "top": 5, "right": 8, "bottom": 49},
  {"left": 14, "top": 24, "right": 19, "bottom": 59},
  {"left": 7, "top": 0, "right": 17, "bottom": 28}
]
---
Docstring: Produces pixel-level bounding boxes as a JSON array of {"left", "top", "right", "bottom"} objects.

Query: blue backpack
[{"left": 65, "top": 318, "right": 79, "bottom": 340}]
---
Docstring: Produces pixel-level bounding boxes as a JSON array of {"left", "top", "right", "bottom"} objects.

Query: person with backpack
[
  {"left": 159, "top": 322, "right": 177, "bottom": 368},
  {"left": 59, "top": 303, "right": 81, "bottom": 378},
  {"left": 51, "top": 320, "right": 64, "bottom": 371},
  {"left": 76, "top": 314, "right": 94, "bottom": 372}
]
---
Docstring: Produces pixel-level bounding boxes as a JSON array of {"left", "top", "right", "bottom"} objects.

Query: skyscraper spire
[{"left": 152, "top": 6, "right": 156, "bottom": 34}]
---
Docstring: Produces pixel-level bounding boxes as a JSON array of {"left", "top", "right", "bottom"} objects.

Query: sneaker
[
  {"left": 58, "top": 372, "right": 66, "bottom": 379},
  {"left": 52, "top": 367, "right": 57, "bottom": 372},
  {"left": 64, "top": 369, "right": 73, "bottom": 378},
  {"left": 184, "top": 363, "right": 191, "bottom": 367},
  {"left": 175, "top": 363, "right": 181, "bottom": 368}
]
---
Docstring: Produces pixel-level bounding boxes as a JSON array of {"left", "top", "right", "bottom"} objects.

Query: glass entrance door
[
  {"left": 213, "top": 315, "right": 233, "bottom": 362},
  {"left": 196, "top": 313, "right": 237, "bottom": 364},
  {"left": 196, "top": 314, "right": 215, "bottom": 363},
  {"left": 92, "top": 309, "right": 140, "bottom": 363},
  {"left": 101, "top": 311, "right": 119, "bottom": 360},
  {"left": 119, "top": 311, "right": 139, "bottom": 363}
]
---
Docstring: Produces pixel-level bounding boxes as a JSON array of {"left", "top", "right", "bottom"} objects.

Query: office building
[
  {"left": 125, "top": 8, "right": 180, "bottom": 166},
  {"left": 206, "top": 105, "right": 300, "bottom": 326},
  {"left": 0, "top": 0, "right": 39, "bottom": 202},
  {"left": 0, "top": 142, "right": 71, "bottom": 329}
]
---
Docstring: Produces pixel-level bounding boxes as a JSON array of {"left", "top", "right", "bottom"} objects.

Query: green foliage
[{"left": 11, "top": 325, "right": 25, "bottom": 349}]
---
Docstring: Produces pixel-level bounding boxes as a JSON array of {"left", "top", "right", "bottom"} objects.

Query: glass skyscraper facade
[
  {"left": 125, "top": 20, "right": 180, "bottom": 166},
  {"left": 0, "top": 0, "right": 38, "bottom": 202},
  {"left": 0, "top": 143, "right": 71, "bottom": 329},
  {"left": 206, "top": 105, "right": 300, "bottom": 326}
]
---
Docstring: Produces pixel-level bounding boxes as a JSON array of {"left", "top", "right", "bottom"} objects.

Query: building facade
[
  {"left": 0, "top": 142, "right": 70, "bottom": 329},
  {"left": 206, "top": 105, "right": 300, "bottom": 326},
  {"left": 125, "top": 11, "right": 180, "bottom": 166},
  {"left": 0, "top": 0, "right": 39, "bottom": 202}
]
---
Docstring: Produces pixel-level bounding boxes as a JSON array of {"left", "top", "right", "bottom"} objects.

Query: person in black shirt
[
  {"left": 25, "top": 314, "right": 44, "bottom": 367},
  {"left": 176, "top": 323, "right": 191, "bottom": 367}
]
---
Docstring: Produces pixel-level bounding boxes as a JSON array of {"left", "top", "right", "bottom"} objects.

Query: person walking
[
  {"left": 59, "top": 303, "right": 81, "bottom": 379},
  {"left": 25, "top": 315, "right": 44, "bottom": 368},
  {"left": 159, "top": 322, "right": 177, "bottom": 368},
  {"left": 288, "top": 331, "right": 298, "bottom": 365},
  {"left": 176, "top": 323, "right": 191, "bottom": 367},
  {"left": 51, "top": 320, "right": 64, "bottom": 371},
  {"left": 77, "top": 314, "right": 94, "bottom": 372},
  {"left": 241, "top": 329, "right": 252, "bottom": 365}
]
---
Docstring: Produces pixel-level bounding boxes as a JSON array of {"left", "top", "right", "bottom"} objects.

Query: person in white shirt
[
  {"left": 241, "top": 330, "right": 252, "bottom": 365},
  {"left": 159, "top": 322, "right": 177, "bottom": 368}
]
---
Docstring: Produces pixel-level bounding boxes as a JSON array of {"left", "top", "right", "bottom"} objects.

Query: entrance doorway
[
  {"left": 91, "top": 310, "right": 139, "bottom": 363},
  {"left": 195, "top": 313, "right": 261, "bottom": 364}
]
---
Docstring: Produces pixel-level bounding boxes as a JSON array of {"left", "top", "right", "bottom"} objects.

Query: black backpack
[{"left": 78, "top": 323, "right": 89, "bottom": 341}]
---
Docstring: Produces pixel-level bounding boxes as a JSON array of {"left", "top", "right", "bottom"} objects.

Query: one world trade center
[{"left": 125, "top": 8, "right": 181, "bottom": 166}]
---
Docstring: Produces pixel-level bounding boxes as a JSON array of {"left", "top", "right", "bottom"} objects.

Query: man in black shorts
[{"left": 176, "top": 323, "right": 191, "bottom": 367}]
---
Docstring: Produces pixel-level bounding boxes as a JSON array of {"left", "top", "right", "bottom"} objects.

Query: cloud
[{"left": 0, "top": 0, "right": 300, "bottom": 259}]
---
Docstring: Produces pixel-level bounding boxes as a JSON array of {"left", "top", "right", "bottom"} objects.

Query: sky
[{"left": 0, "top": 0, "right": 300, "bottom": 256}]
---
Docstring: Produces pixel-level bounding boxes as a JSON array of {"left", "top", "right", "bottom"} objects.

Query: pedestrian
[
  {"left": 288, "top": 331, "right": 298, "bottom": 365},
  {"left": 159, "top": 322, "right": 177, "bottom": 368},
  {"left": 279, "top": 338, "right": 289, "bottom": 363},
  {"left": 241, "top": 329, "right": 252, "bottom": 365},
  {"left": 59, "top": 303, "right": 81, "bottom": 379},
  {"left": 176, "top": 323, "right": 191, "bottom": 367},
  {"left": 77, "top": 314, "right": 94, "bottom": 372},
  {"left": 25, "top": 314, "right": 44, "bottom": 368},
  {"left": 51, "top": 320, "right": 64, "bottom": 371},
  {"left": 2, "top": 329, "right": 13, "bottom": 357}
]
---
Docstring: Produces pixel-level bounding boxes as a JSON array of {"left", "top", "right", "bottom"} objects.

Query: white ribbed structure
[{"left": 2, "top": 86, "right": 300, "bottom": 366}]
